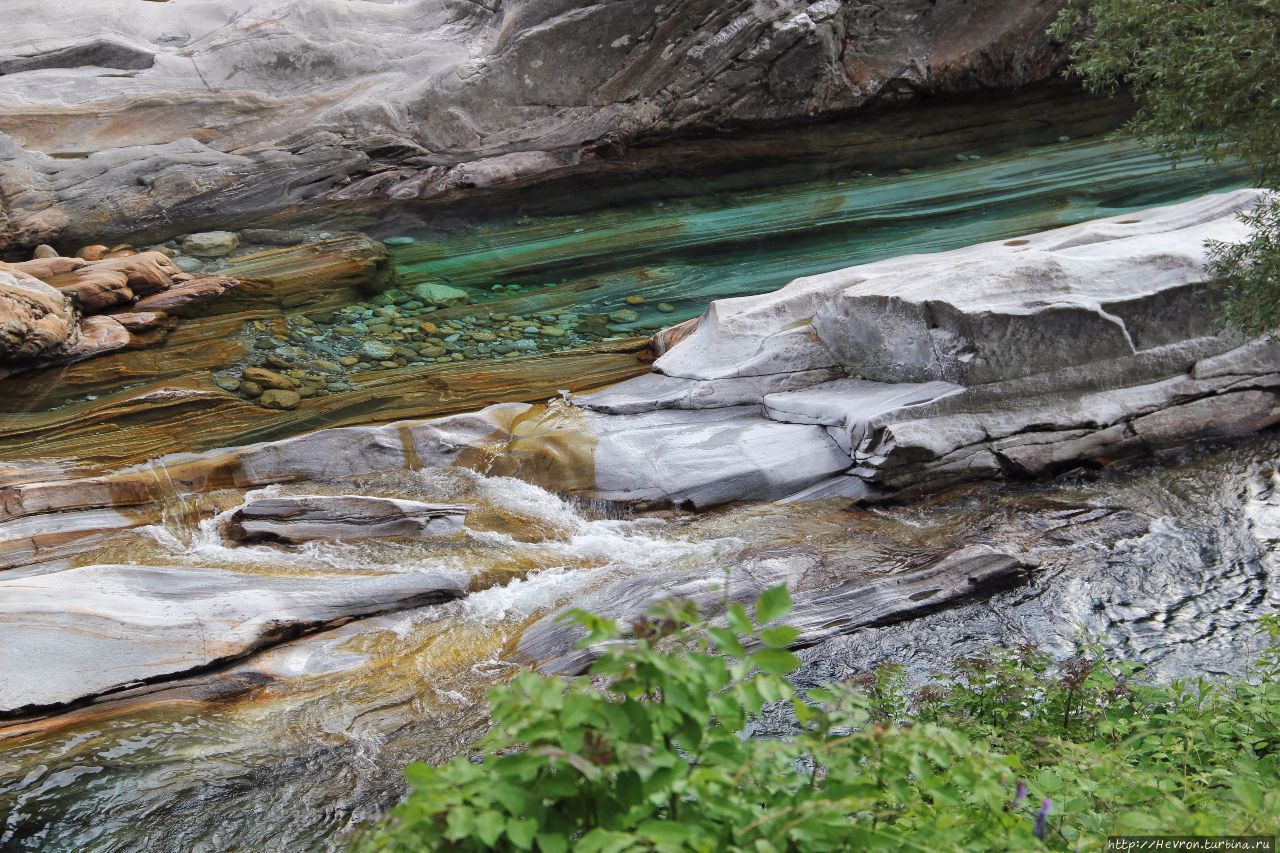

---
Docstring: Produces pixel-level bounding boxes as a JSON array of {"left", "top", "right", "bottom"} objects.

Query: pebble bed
[{"left": 205, "top": 237, "right": 675, "bottom": 409}]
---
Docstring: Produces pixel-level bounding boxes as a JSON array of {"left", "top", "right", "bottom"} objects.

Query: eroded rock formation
[
  {"left": 2, "top": 191, "right": 1273, "bottom": 574},
  {"left": 0, "top": 564, "right": 469, "bottom": 716},
  {"left": 518, "top": 545, "right": 1036, "bottom": 674},
  {"left": 0, "top": 247, "right": 239, "bottom": 377},
  {"left": 225, "top": 495, "right": 468, "bottom": 544},
  {"left": 569, "top": 188, "right": 1280, "bottom": 505},
  {"left": 0, "top": 0, "right": 1072, "bottom": 251}
]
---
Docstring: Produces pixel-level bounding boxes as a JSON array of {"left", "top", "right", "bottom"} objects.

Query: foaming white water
[
  {"left": 460, "top": 566, "right": 606, "bottom": 623},
  {"left": 137, "top": 486, "right": 376, "bottom": 571},
  {"left": 134, "top": 474, "right": 741, "bottom": 590}
]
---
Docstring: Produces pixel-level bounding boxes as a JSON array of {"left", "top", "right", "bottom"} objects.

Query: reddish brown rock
[
  {"left": 8, "top": 257, "right": 88, "bottom": 279},
  {"left": 130, "top": 277, "right": 236, "bottom": 314},
  {"left": 75, "top": 245, "right": 109, "bottom": 261},
  {"left": 88, "top": 251, "right": 182, "bottom": 296},
  {"left": 54, "top": 269, "right": 134, "bottom": 313},
  {"left": 0, "top": 270, "right": 76, "bottom": 360},
  {"left": 652, "top": 317, "right": 699, "bottom": 357},
  {"left": 111, "top": 311, "right": 173, "bottom": 333},
  {"left": 59, "top": 316, "right": 131, "bottom": 362}
]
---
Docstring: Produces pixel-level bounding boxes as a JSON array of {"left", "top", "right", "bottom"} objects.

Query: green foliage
[
  {"left": 361, "top": 590, "right": 1280, "bottom": 852},
  {"left": 1050, "top": 0, "right": 1280, "bottom": 332}
]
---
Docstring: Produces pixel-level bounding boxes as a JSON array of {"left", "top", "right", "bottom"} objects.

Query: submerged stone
[
  {"left": 413, "top": 283, "right": 469, "bottom": 307},
  {"left": 360, "top": 339, "right": 396, "bottom": 360},
  {"left": 181, "top": 231, "right": 240, "bottom": 259},
  {"left": 258, "top": 389, "right": 301, "bottom": 410}
]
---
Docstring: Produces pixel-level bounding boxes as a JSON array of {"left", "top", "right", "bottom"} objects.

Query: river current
[{"left": 1, "top": 107, "right": 1274, "bottom": 850}]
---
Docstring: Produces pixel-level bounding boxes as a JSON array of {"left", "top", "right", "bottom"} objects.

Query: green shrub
[
  {"left": 362, "top": 588, "right": 1280, "bottom": 851},
  {"left": 1050, "top": 0, "right": 1280, "bottom": 333}
]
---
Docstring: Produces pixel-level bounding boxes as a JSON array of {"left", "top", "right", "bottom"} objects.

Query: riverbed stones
[
  {"left": 180, "top": 231, "right": 240, "bottom": 258},
  {"left": 413, "top": 283, "right": 469, "bottom": 307},
  {"left": 360, "top": 339, "right": 396, "bottom": 360},
  {"left": 257, "top": 389, "right": 301, "bottom": 410},
  {"left": 241, "top": 367, "right": 295, "bottom": 390},
  {"left": 0, "top": 563, "right": 469, "bottom": 715},
  {"left": 225, "top": 495, "right": 468, "bottom": 544}
]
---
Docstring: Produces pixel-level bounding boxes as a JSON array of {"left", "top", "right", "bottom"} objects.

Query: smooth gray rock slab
[
  {"left": 225, "top": 495, "right": 468, "bottom": 544},
  {"left": 0, "top": 563, "right": 468, "bottom": 715},
  {"left": 578, "top": 368, "right": 844, "bottom": 415},
  {"left": 518, "top": 545, "right": 1033, "bottom": 675},
  {"left": 655, "top": 190, "right": 1263, "bottom": 383},
  {"left": 588, "top": 407, "right": 853, "bottom": 508},
  {"left": 763, "top": 377, "right": 961, "bottom": 448}
]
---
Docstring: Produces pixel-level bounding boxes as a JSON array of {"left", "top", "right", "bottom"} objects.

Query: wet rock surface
[
  {"left": 569, "top": 189, "right": 1280, "bottom": 504},
  {"left": 226, "top": 495, "right": 468, "bottom": 544},
  {"left": 519, "top": 544, "right": 1035, "bottom": 674},
  {"left": 0, "top": 563, "right": 469, "bottom": 716},
  {"left": 0, "top": 0, "right": 1072, "bottom": 251},
  {"left": 0, "top": 246, "right": 239, "bottom": 377}
]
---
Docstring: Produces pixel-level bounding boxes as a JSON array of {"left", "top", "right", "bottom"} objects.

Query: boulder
[
  {"left": 129, "top": 276, "right": 236, "bottom": 314},
  {"left": 0, "top": 563, "right": 468, "bottom": 715},
  {"left": 562, "top": 189, "right": 1280, "bottom": 503},
  {"left": 225, "top": 495, "right": 468, "bottom": 544},
  {"left": 86, "top": 250, "right": 184, "bottom": 295},
  {"left": 412, "top": 282, "right": 470, "bottom": 307},
  {"left": 7, "top": 256, "right": 86, "bottom": 279},
  {"left": 257, "top": 389, "right": 302, "bottom": 410},
  {"left": 241, "top": 367, "right": 295, "bottom": 390},
  {"left": 0, "top": 269, "right": 76, "bottom": 360},
  {"left": 56, "top": 315, "right": 131, "bottom": 362},
  {"left": 180, "top": 231, "right": 240, "bottom": 259},
  {"left": 110, "top": 310, "right": 173, "bottom": 333},
  {"left": 53, "top": 268, "right": 133, "bottom": 312}
]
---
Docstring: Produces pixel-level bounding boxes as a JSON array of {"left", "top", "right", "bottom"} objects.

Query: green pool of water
[{"left": 226, "top": 135, "right": 1246, "bottom": 396}]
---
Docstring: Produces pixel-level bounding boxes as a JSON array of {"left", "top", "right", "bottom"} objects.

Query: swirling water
[
  {"left": 0, "top": 106, "right": 1272, "bottom": 850},
  {"left": 2, "top": 435, "right": 1278, "bottom": 850}
]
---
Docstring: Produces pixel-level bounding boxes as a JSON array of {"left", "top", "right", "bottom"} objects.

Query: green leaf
[
  {"left": 536, "top": 831, "right": 570, "bottom": 853},
  {"left": 752, "top": 648, "right": 800, "bottom": 675},
  {"left": 754, "top": 585, "right": 793, "bottom": 625},
  {"left": 708, "top": 627, "right": 746, "bottom": 658},
  {"left": 727, "top": 603, "right": 753, "bottom": 635},
  {"left": 507, "top": 817, "right": 537, "bottom": 850},
  {"left": 758, "top": 625, "right": 800, "bottom": 649},
  {"left": 475, "top": 811, "right": 506, "bottom": 846},
  {"left": 638, "top": 818, "right": 696, "bottom": 844}
]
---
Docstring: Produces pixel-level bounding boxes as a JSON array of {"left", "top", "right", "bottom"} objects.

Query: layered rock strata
[
  {"left": 573, "top": 188, "right": 1280, "bottom": 504},
  {"left": 517, "top": 545, "right": 1035, "bottom": 674},
  {"left": 0, "top": 248, "right": 239, "bottom": 377},
  {"left": 1, "top": 192, "right": 1275, "bottom": 574},
  {"left": 0, "top": 563, "right": 469, "bottom": 716},
  {"left": 0, "top": 0, "right": 1073, "bottom": 251},
  {"left": 225, "top": 495, "right": 468, "bottom": 544}
]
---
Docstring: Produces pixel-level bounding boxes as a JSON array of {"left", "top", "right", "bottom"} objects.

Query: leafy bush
[
  {"left": 362, "top": 588, "right": 1280, "bottom": 851},
  {"left": 1050, "top": 0, "right": 1280, "bottom": 333}
]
